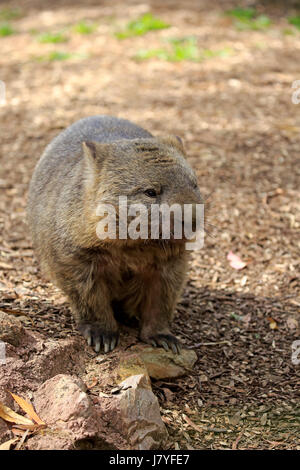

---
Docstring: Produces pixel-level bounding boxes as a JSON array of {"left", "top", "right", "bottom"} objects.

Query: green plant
[
  {"left": 226, "top": 7, "right": 256, "bottom": 21},
  {"left": 0, "top": 8, "right": 22, "bottom": 21},
  {"left": 0, "top": 23, "right": 14, "bottom": 36},
  {"left": 282, "top": 28, "right": 296, "bottom": 35},
  {"left": 115, "top": 13, "right": 170, "bottom": 39},
  {"left": 288, "top": 16, "right": 300, "bottom": 30},
  {"left": 72, "top": 21, "right": 97, "bottom": 34},
  {"left": 48, "top": 51, "right": 73, "bottom": 61},
  {"left": 136, "top": 48, "right": 170, "bottom": 60},
  {"left": 136, "top": 37, "right": 200, "bottom": 62},
  {"left": 226, "top": 7, "right": 271, "bottom": 31},
  {"left": 236, "top": 14, "right": 271, "bottom": 30},
  {"left": 35, "top": 51, "right": 88, "bottom": 62},
  {"left": 37, "top": 32, "right": 69, "bottom": 43},
  {"left": 167, "top": 36, "right": 200, "bottom": 61},
  {"left": 136, "top": 37, "right": 233, "bottom": 62}
]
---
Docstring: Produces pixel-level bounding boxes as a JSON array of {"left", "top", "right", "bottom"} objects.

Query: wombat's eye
[{"left": 144, "top": 189, "right": 157, "bottom": 198}]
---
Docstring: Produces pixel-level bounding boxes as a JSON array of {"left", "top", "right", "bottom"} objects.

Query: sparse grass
[
  {"left": 72, "top": 20, "right": 97, "bottom": 34},
  {"left": 136, "top": 36, "right": 199, "bottom": 61},
  {"left": 48, "top": 51, "right": 73, "bottom": 61},
  {"left": 288, "top": 16, "right": 300, "bottom": 30},
  {"left": 115, "top": 13, "right": 170, "bottom": 39},
  {"left": 237, "top": 15, "right": 271, "bottom": 31},
  {"left": 34, "top": 51, "right": 87, "bottom": 62},
  {"left": 136, "top": 36, "right": 232, "bottom": 62},
  {"left": 226, "top": 7, "right": 271, "bottom": 31},
  {"left": 0, "top": 23, "right": 14, "bottom": 36},
  {"left": 226, "top": 7, "right": 256, "bottom": 21},
  {"left": 37, "top": 32, "right": 69, "bottom": 44},
  {"left": 0, "top": 8, "right": 22, "bottom": 21},
  {"left": 283, "top": 28, "right": 296, "bottom": 35},
  {"left": 166, "top": 36, "right": 200, "bottom": 61}
]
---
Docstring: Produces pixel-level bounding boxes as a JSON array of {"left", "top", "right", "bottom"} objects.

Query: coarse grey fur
[{"left": 28, "top": 115, "right": 202, "bottom": 354}]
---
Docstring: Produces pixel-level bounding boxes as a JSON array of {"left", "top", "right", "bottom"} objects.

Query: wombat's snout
[
  {"left": 185, "top": 202, "right": 202, "bottom": 233},
  {"left": 181, "top": 189, "right": 204, "bottom": 234}
]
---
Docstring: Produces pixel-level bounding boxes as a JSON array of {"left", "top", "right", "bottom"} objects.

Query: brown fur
[{"left": 27, "top": 116, "right": 203, "bottom": 353}]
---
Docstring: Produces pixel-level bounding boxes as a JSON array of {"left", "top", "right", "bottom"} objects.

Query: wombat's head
[{"left": 82, "top": 136, "right": 203, "bottom": 243}]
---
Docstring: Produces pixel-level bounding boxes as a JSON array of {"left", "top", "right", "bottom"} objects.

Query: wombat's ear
[
  {"left": 82, "top": 141, "right": 110, "bottom": 169},
  {"left": 159, "top": 135, "right": 185, "bottom": 154}
]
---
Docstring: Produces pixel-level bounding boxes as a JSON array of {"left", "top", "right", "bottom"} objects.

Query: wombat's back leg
[{"left": 55, "top": 261, "right": 119, "bottom": 353}]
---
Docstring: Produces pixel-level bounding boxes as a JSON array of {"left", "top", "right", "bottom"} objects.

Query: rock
[
  {"left": 27, "top": 432, "right": 118, "bottom": 450},
  {"left": 124, "top": 346, "right": 197, "bottom": 380},
  {"left": 25, "top": 432, "right": 76, "bottom": 450},
  {"left": 0, "top": 310, "right": 26, "bottom": 346},
  {"left": 0, "top": 336, "right": 87, "bottom": 411},
  {"left": 0, "top": 418, "right": 9, "bottom": 445},
  {"left": 34, "top": 374, "right": 93, "bottom": 427},
  {"left": 24, "top": 336, "right": 86, "bottom": 383},
  {"left": 114, "top": 374, "right": 168, "bottom": 449},
  {"left": 119, "top": 373, "right": 152, "bottom": 391},
  {"left": 32, "top": 373, "right": 165, "bottom": 450},
  {"left": 29, "top": 374, "right": 118, "bottom": 450},
  {"left": 116, "top": 353, "right": 149, "bottom": 383}
]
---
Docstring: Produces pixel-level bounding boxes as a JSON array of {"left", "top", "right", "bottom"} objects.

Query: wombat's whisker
[{"left": 203, "top": 188, "right": 216, "bottom": 202}]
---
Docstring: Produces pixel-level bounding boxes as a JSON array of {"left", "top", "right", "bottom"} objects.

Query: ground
[{"left": 0, "top": 0, "right": 299, "bottom": 450}]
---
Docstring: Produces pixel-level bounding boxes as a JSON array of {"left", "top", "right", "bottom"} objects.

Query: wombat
[{"left": 28, "top": 116, "right": 203, "bottom": 353}]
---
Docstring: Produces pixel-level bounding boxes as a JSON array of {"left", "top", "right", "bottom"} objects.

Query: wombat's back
[{"left": 44, "top": 115, "right": 152, "bottom": 159}]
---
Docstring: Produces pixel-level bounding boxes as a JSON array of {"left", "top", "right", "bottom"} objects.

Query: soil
[{"left": 0, "top": 0, "right": 299, "bottom": 450}]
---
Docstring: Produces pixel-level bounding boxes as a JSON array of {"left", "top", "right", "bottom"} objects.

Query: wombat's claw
[
  {"left": 149, "top": 334, "right": 182, "bottom": 354},
  {"left": 78, "top": 323, "right": 119, "bottom": 353}
]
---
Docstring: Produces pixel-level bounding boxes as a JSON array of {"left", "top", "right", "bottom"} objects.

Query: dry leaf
[
  {"left": 15, "top": 429, "right": 29, "bottom": 450},
  {"left": 183, "top": 414, "right": 203, "bottom": 433},
  {"left": 287, "top": 317, "right": 298, "bottom": 330},
  {"left": 11, "top": 424, "right": 39, "bottom": 431},
  {"left": 86, "top": 378, "right": 98, "bottom": 389},
  {"left": 242, "top": 312, "right": 251, "bottom": 328},
  {"left": 0, "top": 438, "right": 19, "bottom": 450},
  {"left": 267, "top": 317, "right": 278, "bottom": 330},
  {"left": 227, "top": 251, "right": 247, "bottom": 270},
  {"left": 11, "top": 428, "right": 27, "bottom": 437},
  {"left": 0, "top": 262, "right": 14, "bottom": 270},
  {"left": 232, "top": 431, "right": 243, "bottom": 450},
  {"left": 10, "top": 393, "right": 45, "bottom": 426},
  {"left": 0, "top": 403, "right": 34, "bottom": 426}
]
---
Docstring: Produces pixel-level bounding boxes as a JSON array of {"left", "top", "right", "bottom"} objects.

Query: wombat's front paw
[
  {"left": 142, "top": 333, "right": 182, "bottom": 354},
  {"left": 78, "top": 322, "right": 119, "bottom": 353}
]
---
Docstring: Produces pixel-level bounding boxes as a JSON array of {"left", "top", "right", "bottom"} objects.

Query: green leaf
[
  {"left": 72, "top": 21, "right": 97, "bottom": 34},
  {"left": 226, "top": 7, "right": 256, "bottom": 20},
  {"left": 234, "top": 14, "right": 271, "bottom": 31},
  {"left": 0, "top": 23, "right": 14, "bottom": 36},
  {"left": 0, "top": 8, "right": 22, "bottom": 21},
  {"left": 288, "top": 16, "right": 300, "bottom": 30},
  {"left": 135, "top": 37, "right": 233, "bottom": 63},
  {"left": 37, "top": 32, "right": 69, "bottom": 43},
  {"left": 115, "top": 13, "right": 170, "bottom": 39}
]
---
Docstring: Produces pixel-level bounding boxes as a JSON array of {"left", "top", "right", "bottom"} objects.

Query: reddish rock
[
  {"left": 0, "top": 418, "right": 9, "bottom": 445},
  {"left": 34, "top": 374, "right": 92, "bottom": 426},
  {"left": 30, "top": 374, "right": 120, "bottom": 450},
  {"left": 123, "top": 346, "right": 197, "bottom": 380},
  {"left": 98, "top": 374, "right": 168, "bottom": 450},
  {"left": 116, "top": 353, "right": 149, "bottom": 383},
  {"left": 0, "top": 310, "right": 26, "bottom": 346}
]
